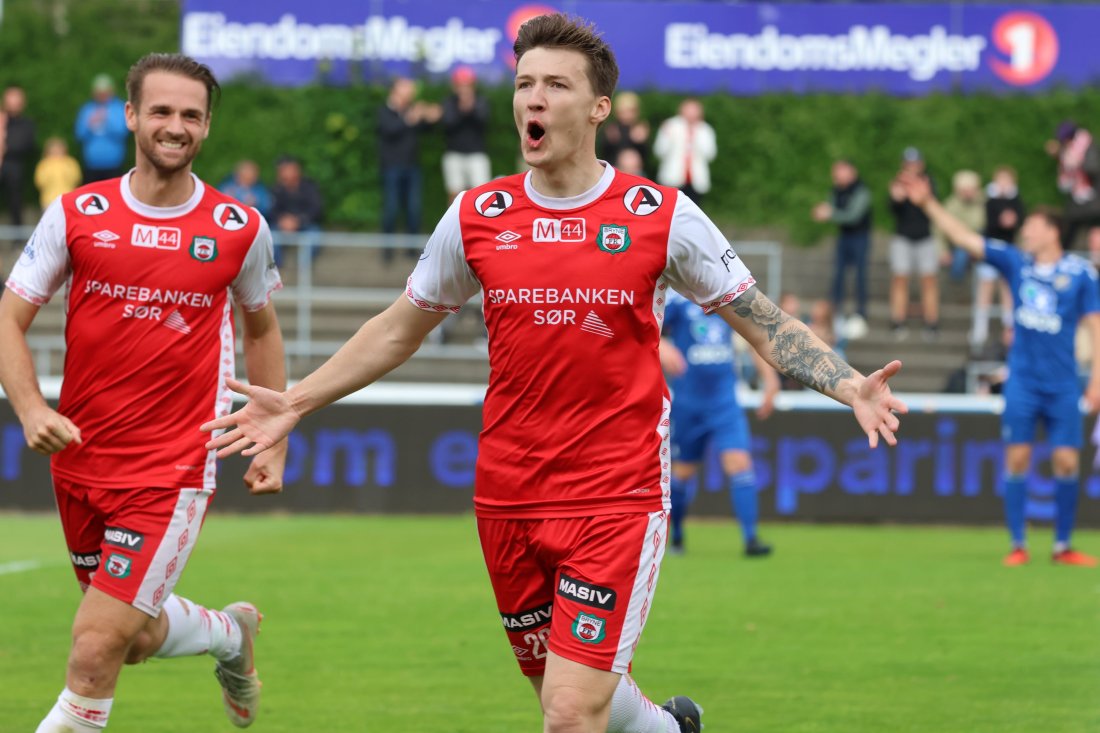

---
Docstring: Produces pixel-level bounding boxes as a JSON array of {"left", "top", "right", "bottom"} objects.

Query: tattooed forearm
[
  {"left": 730, "top": 286, "right": 788, "bottom": 340},
  {"left": 770, "top": 327, "right": 855, "bottom": 393}
]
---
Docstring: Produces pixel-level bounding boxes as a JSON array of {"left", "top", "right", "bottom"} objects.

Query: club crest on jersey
[
  {"left": 623, "top": 185, "right": 663, "bottom": 216},
  {"left": 597, "top": 224, "right": 631, "bottom": 254},
  {"left": 75, "top": 193, "right": 110, "bottom": 216},
  {"left": 213, "top": 203, "right": 249, "bottom": 231},
  {"left": 190, "top": 236, "right": 218, "bottom": 262},
  {"left": 571, "top": 612, "right": 606, "bottom": 644},
  {"left": 105, "top": 553, "right": 132, "bottom": 579},
  {"left": 1054, "top": 274, "right": 1071, "bottom": 291},
  {"left": 474, "top": 190, "right": 513, "bottom": 218}
]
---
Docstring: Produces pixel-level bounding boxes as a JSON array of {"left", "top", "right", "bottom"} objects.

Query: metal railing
[{"left": 0, "top": 225, "right": 783, "bottom": 378}]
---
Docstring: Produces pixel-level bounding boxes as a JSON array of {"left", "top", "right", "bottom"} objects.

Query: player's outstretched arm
[
  {"left": 902, "top": 173, "right": 986, "bottom": 259},
  {"left": 0, "top": 290, "right": 82, "bottom": 454},
  {"left": 203, "top": 297, "right": 448, "bottom": 457},
  {"left": 1084, "top": 313, "right": 1100, "bottom": 413},
  {"left": 717, "top": 286, "right": 907, "bottom": 447}
]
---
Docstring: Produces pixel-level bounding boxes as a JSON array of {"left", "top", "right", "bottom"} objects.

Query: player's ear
[
  {"left": 124, "top": 101, "right": 138, "bottom": 133},
  {"left": 591, "top": 95, "right": 611, "bottom": 126}
]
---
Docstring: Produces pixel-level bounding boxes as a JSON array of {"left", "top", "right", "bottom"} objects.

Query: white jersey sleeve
[
  {"left": 406, "top": 192, "right": 481, "bottom": 313},
  {"left": 663, "top": 192, "right": 755, "bottom": 313},
  {"left": 5, "top": 199, "right": 71, "bottom": 306},
  {"left": 231, "top": 214, "right": 283, "bottom": 312}
]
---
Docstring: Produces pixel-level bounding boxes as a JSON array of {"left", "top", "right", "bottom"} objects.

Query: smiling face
[
  {"left": 513, "top": 46, "right": 610, "bottom": 172},
  {"left": 126, "top": 71, "right": 210, "bottom": 176}
]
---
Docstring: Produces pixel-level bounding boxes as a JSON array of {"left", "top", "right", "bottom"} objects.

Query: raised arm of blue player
[{"left": 902, "top": 172, "right": 986, "bottom": 259}]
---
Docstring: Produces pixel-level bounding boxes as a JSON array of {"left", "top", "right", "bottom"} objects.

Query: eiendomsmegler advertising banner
[
  {"left": 181, "top": 1, "right": 1093, "bottom": 95},
  {"left": 4, "top": 399, "right": 1100, "bottom": 526}
]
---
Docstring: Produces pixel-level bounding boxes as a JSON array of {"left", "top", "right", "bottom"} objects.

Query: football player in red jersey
[
  {"left": 205, "top": 15, "right": 906, "bottom": 733},
  {"left": 1, "top": 54, "right": 285, "bottom": 731}
]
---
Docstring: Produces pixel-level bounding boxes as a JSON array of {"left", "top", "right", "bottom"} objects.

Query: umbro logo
[
  {"left": 93, "top": 230, "right": 120, "bottom": 249},
  {"left": 495, "top": 230, "right": 521, "bottom": 251}
]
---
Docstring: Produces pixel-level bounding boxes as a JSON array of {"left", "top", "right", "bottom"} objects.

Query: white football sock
[
  {"left": 606, "top": 675, "right": 680, "bottom": 733},
  {"left": 153, "top": 594, "right": 242, "bottom": 662},
  {"left": 36, "top": 687, "right": 113, "bottom": 731}
]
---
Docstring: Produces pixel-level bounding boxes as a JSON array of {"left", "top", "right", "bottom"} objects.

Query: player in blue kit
[
  {"left": 906, "top": 174, "right": 1100, "bottom": 566},
  {"left": 660, "top": 291, "right": 780, "bottom": 556}
]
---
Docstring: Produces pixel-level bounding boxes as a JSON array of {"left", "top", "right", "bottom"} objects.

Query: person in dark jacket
[
  {"left": 441, "top": 66, "right": 491, "bottom": 205},
  {"left": 888, "top": 147, "right": 939, "bottom": 341},
  {"left": 271, "top": 155, "right": 323, "bottom": 265},
  {"left": 813, "top": 159, "right": 872, "bottom": 340},
  {"left": 0, "top": 86, "right": 37, "bottom": 226},
  {"left": 377, "top": 77, "right": 441, "bottom": 260}
]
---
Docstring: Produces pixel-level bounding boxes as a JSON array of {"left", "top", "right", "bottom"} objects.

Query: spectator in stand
[
  {"left": 219, "top": 159, "right": 273, "bottom": 218},
  {"left": 939, "top": 169, "right": 986, "bottom": 282},
  {"left": 271, "top": 155, "right": 323, "bottom": 266},
  {"left": 441, "top": 66, "right": 492, "bottom": 205},
  {"left": 974, "top": 166, "right": 1027, "bottom": 355},
  {"left": 0, "top": 86, "right": 36, "bottom": 226},
  {"left": 654, "top": 97, "right": 716, "bottom": 204},
  {"left": 888, "top": 147, "right": 939, "bottom": 341},
  {"left": 34, "top": 137, "right": 81, "bottom": 210},
  {"left": 74, "top": 73, "right": 129, "bottom": 182},
  {"left": 614, "top": 147, "right": 645, "bottom": 176},
  {"left": 377, "top": 77, "right": 441, "bottom": 261},
  {"left": 1048, "top": 120, "right": 1100, "bottom": 249},
  {"left": 599, "top": 91, "right": 650, "bottom": 173},
  {"left": 812, "top": 159, "right": 871, "bottom": 341}
]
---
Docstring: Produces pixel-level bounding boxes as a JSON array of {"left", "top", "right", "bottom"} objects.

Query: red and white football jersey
[
  {"left": 6, "top": 172, "right": 281, "bottom": 490},
  {"left": 407, "top": 165, "right": 755, "bottom": 518}
]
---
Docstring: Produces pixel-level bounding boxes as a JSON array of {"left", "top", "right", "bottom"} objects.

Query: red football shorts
[
  {"left": 477, "top": 510, "right": 668, "bottom": 676},
  {"left": 53, "top": 478, "right": 213, "bottom": 617}
]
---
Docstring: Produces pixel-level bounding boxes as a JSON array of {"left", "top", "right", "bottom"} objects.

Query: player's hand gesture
[
  {"left": 202, "top": 378, "right": 300, "bottom": 459},
  {"left": 22, "top": 404, "right": 82, "bottom": 455},
  {"left": 851, "top": 360, "right": 907, "bottom": 448}
]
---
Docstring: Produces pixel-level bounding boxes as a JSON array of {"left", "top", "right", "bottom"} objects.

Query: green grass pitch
[{"left": 2, "top": 513, "right": 1098, "bottom": 732}]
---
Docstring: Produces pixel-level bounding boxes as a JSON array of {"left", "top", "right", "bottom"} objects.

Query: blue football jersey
[
  {"left": 984, "top": 239, "right": 1100, "bottom": 388},
  {"left": 663, "top": 292, "right": 738, "bottom": 405}
]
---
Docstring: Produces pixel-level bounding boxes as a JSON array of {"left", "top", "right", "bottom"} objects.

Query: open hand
[
  {"left": 202, "top": 378, "right": 300, "bottom": 458},
  {"left": 852, "top": 360, "right": 908, "bottom": 448}
]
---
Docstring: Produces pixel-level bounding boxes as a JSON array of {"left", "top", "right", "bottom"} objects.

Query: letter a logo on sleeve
[
  {"left": 213, "top": 203, "right": 249, "bottom": 231},
  {"left": 597, "top": 224, "right": 631, "bottom": 254},
  {"left": 474, "top": 190, "right": 514, "bottom": 218},
  {"left": 623, "top": 185, "right": 663, "bottom": 216}
]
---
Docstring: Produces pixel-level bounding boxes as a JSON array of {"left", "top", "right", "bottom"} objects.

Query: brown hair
[
  {"left": 1030, "top": 205, "right": 1065, "bottom": 245},
  {"left": 513, "top": 14, "right": 618, "bottom": 99},
  {"left": 126, "top": 53, "right": 221, "bottom": 115}
]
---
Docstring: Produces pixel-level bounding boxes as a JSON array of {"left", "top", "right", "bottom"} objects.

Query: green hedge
[{"left": 3, "top": 0, "right": 1096, "bottom": 241}]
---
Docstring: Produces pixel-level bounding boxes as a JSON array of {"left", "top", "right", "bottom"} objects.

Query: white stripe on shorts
[
  {"left": 612, "top": 510, "right": 668, "bottom": 673},
  {"left": 132, "top": 488, "right": 212, "bottom": 616}
]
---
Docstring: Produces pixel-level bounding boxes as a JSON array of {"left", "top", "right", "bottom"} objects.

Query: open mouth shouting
[{"left": 526, "top": 120, "right": 546, "bottom": 149}]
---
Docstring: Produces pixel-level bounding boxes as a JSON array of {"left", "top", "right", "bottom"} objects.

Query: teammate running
[
  {"left": 660, "top": 290, "right": 779, "bottom": 556},
  {"left": 205, "top": 15, "right": 906, "bottom": 733},
  {"left": 0, "top": 54, "right": 285, "bottom": 731},
  {"left": 904, "top": 174, "right": 1100, "bottom": 567}
]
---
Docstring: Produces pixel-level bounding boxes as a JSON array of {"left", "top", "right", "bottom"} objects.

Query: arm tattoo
[
  {"left": 728, "top": 286, "right": 854, "bottom": 393},
  {"left": 770, "top": 328, "right": 855, "bottom": 393},
  {"left": 730, "top": 286, "right": 787, "bottom": 340}
]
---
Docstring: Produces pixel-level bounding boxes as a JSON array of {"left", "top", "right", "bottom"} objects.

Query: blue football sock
[
  {"left": 669, "top": 476, "right": 690, "bottom": 546},
  {"left": 729, "top": 470, "right": 759, "bottom": 544},
  {"left": 1054, "top": 477, "right": 1079, "bottom": 546},
  {"left": 1003, "top": 474, "right": 1027, "bottom": 548}
]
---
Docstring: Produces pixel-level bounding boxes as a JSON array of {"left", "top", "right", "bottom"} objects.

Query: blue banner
[{"left": 181, "top": 1, "right": 1096, "bottom": 94}]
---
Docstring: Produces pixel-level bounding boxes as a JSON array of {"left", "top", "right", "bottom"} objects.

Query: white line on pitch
[{"left": 0, "top": 560, "right": 44, "bottom": 576}]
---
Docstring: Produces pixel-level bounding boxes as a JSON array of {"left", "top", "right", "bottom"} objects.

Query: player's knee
[
  {"left": 70, "top": 626, "right": 133, "bottom": 672},
  {"left": 542, "top": 688, "right": 606, "bottom": 733},
  {"left": 1052, "top": 452, "right": 1079, "bottom": 477}
]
